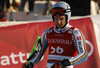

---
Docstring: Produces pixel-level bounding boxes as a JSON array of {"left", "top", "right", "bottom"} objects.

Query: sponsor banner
[
  {"left": 0, "top": 15, "right": 100, "bottom": 68},
  {"left": 69, "top": 17, "right": 100, "bottom": 68},
  {"left": 0, "top": 21, "right": 54, "bottom": 68}
]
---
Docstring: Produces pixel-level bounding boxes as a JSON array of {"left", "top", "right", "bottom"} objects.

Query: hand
[
  {"left": 50, "top": 62, "right": 63, "bottom": 68},
  {"left": 22, "top": 63, "right": 28, "bottom": 68},
  {"left": 22, "top": 62, "right": 34, "bottom": 68},
  {"left": 50, "top": 59, "right": 70, "bottom": 68}
]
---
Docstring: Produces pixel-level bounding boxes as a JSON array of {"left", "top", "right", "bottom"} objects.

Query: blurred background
[{"left": 0, "top": 0, "right": 100, "bottom": 21}]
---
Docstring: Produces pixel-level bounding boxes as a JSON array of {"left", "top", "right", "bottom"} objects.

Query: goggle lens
[{"left": 51, "top": 8, "right": 65, "bottom": 15}]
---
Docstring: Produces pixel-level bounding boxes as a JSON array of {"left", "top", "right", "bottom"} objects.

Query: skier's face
[{"left": 54, "top": 14, "right": 66, "bottom": 28}]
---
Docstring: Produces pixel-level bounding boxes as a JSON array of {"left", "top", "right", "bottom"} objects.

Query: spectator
[
  {"left": 93, "top": 0, "right": 100, "bottom": 13},
  {"left": 0, "top": 0, "right": 10, "bottom": 21},
  {"left": 18, "top": 0, "right": 35, "bottom": 12}
]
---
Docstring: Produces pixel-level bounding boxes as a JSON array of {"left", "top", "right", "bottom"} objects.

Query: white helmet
[{"left": 52, "top": 1, "right": 71, "bottom": 23}]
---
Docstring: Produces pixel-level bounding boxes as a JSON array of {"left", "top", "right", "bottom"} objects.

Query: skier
[{"left": 22, "top": 1, "right": 88, "bottom": 68}]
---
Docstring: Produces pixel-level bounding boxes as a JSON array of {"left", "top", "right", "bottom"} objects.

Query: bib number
[{"left": 50, "top": 46, "right": 64, "bottom": 54}]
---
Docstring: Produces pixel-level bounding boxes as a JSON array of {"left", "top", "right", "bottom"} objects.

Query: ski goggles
[
  {"left": 51, "top": 8, "right": 70, "bottom": 16},
  {"left": 51, "top": 8, "right": 66, "bottom": 16}
]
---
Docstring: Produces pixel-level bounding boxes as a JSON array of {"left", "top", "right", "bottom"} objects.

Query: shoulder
[
  {"left": 68, "top": 24, "right": 80, "bottom": 34},
  {"left": 72, "top": 27, "right": 83, "bottom": 37},
  {"left": 41, "top": 27, "right": 54, "bottom": 36},
  {"left": 68, "top": 25, "right": 82, "bottom": 35},
  {"left": 47, "top": 27, "right": 54, "bottom": 33},
  {"left": 45, "top": 27, "right": 54, "bottom": 33},
  {"left": 67, "top": 26, "right": 77, "bottom": 34},
  {"left": 73, "top": 28, "right": 80, "bottom": 34}
]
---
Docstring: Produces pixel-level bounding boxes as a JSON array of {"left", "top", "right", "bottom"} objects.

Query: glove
[
  {"left": 50, "top": 62, "right": 63, "bottom": 68},
  {"left": 22, "top": 63, "right": 28, "bottom": 68},
  {"left": 22, "top": 62, "right": 34, "bottom": 68},
  {"left": 51, "top": 59, "right": 70, "bottom": 68}
]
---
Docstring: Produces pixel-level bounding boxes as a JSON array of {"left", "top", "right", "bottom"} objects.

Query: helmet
[{"left": 52, "top": 1, "right": 71, "bottom": 23}]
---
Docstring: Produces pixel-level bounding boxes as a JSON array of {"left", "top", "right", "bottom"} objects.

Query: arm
[
  {"left": 69, "top": 28, "right": 88, "bottom": 65},
  {"left": 22, "top": 29, "right": 49, "bottom": 68},
  {"left": 30, "top": 29, "right": 49, "bottom": 65}
]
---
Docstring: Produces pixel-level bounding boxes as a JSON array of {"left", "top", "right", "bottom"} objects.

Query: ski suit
[{"left": 29, "top": 24, "right": 88, "bottom": 68}]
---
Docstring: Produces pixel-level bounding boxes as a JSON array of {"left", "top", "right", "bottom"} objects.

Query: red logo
[{"left": 77, "top": 36, "right": 82, "bottom": 40}]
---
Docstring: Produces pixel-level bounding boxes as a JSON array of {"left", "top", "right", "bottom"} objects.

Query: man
[
  {"left": 18, "top": 0, "right": 35, "bottom": 12},
  {"left": 22, "top": 1, "right": 88, "bottom": 68}
]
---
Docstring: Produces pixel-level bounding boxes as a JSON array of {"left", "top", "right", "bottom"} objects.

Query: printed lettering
[
  {"left": 50, "top": 46, "right": 63, "bottom": 54},
  {"left": 1, "top": 56, "right": 10, "bottom": 66},
  {"left": 48, "top": 39, "right": 72, "bottom": 44},
  {"left": 0, "top": 52, "right": 30, "bottom": 66},
  {"left": 78, "top": 41, "right": 83, "bottom": 53},
  {"left": 51, "top": 47, "right": 55, "bottom": 53},
  {"left": 56, "top": 47, "right": 63, "bottom": 54}
]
